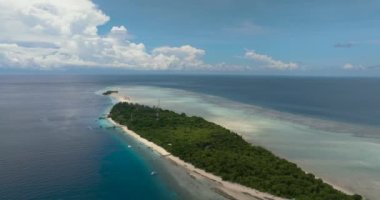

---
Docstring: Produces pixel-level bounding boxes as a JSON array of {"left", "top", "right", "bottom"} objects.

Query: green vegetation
[
  {"left": 102, "top": 90, "right": 118, "bottom": 95},
  {"left": 110, "top": 102, "right": 362, "bottom": 200}
]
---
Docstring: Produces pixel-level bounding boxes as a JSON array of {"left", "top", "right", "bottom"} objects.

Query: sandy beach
[
  {"left": 107, "top": 93, "right": 286, "bottom": 200},
  {"left": 108, "top": 117, "right": 289, "bottom": 200},
  {"left": 107, "top": 91, "right": 360, "bottom": 199}
]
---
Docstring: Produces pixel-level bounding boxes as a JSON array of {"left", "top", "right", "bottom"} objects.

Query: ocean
[{"left": 0, "top": 75, "right": 379, "bottom": 199}]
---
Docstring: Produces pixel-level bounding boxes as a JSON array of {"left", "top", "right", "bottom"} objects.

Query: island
[
  {"left": 108, "top": 102, "right": 362, "bottom": 200},
  {"left": 102, "top": 90, "right": 119, "bottom": 96}
]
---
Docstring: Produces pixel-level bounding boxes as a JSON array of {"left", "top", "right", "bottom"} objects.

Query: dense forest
[
  {"left": 102, "top": 90, "right": 118, "bottom": 95},
  {"left": 109, "top": 102, "right": 362, "bottom": 200}
]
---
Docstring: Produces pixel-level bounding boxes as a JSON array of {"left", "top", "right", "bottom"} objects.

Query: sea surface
[{"left": 0, "top": 75, "right": 379, "bottom": 199}]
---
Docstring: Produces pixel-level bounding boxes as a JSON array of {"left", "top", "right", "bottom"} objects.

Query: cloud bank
[
  {"left": 0, "top": 0, "right": 206, "bottom": 70},
  {"left": 245, "top": 50, "right": 298, "bottom": 70}
]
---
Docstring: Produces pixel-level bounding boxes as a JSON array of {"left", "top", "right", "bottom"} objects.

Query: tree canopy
[{"left": 110, "top": 102, "right": 362, "bottom": 200}]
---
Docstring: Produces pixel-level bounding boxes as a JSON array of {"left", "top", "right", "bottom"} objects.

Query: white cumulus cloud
[
  {"left": 152, "top": 45, "right": 206, "bottom": 69},
  {"left": 342, "top": 63, "right": 365, "bottom": 70},
  {"left": 0, "top": 0, "right": 206, "bottom": 70},
  {"left": 245, "top": 50, "right": 298, "bottom": 70}
]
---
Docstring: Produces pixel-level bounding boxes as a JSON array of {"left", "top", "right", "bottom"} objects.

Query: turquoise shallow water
[{"left": 115, "top": 85, "right": 380, "bottom": 200}]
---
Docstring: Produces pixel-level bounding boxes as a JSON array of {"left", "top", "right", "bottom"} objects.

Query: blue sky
[{"left": 0, "top": 0, "right": 379, "bottom": 76}]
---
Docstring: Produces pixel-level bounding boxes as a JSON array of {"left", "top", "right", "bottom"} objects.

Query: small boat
[
  {"left": 150, "top": 171, "right": 158, "bottom": 176},
  {"left": 128, "top": 145, "right": 132, "bottom": 148}
]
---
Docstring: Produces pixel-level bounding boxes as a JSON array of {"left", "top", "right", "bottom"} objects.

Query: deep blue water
[
  {"left": 0, "top": 75, "right": 176, "bottom": 200},
  {"left": 116, "top": 75, "right": 380, "bottom": 126},
  {"left": 52, "top": 74, "right": 380, "bottom": 126},
  {"left": 0, "top": 75, "right": 379, "bottom": 199}
]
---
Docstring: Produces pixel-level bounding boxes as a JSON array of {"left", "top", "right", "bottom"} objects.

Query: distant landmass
[
  {"left": 103, "top": 90, "right": 119, "bottom": 96},
  {"left": 109, "top": 101, "right": 362, "bottom": 200}
]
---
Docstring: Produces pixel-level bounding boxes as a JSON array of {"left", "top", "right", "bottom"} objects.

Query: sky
[{"left": 0, "top": 0, "right": 380, "bottom": 76}]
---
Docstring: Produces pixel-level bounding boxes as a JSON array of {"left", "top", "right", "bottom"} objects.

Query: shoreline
[
  {"left": 107, "top": 93, "right": 286, "bottom": 200},
  {"left": 107, "top": 118, "right": 286, "bottom": 200},
  {"left": 106, "top": 92, "right": 357, "bottom": 199}
]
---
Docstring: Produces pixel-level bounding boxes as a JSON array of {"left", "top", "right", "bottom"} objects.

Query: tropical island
[
  {"left": 102, "top": 90, "right": 119, "bottom": 96},
  {"left": 109, "top": 101, "right": 362, "bottom": 200}
]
